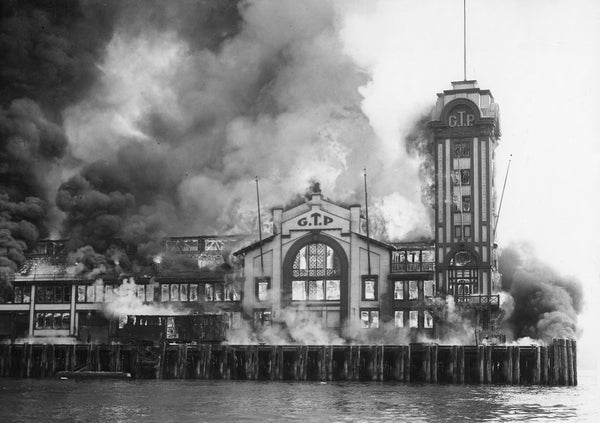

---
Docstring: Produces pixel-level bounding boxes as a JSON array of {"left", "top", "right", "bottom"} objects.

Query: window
[
  {"left": 408, "top": 281, "right": 419, "bottom": 300},
  {"left": 462, "top": 196, "right": 471, "bottom": 212},
  {"left": 463, "top": 225, "right": 471, "bottom": 238},
  {"left": 393, "top": 281, "right": 404, "bottom": 300},
  {"left": 454, "top": 225, "right": 461, "bottom": 238},
  {"left": 255, "top": 277, "right": 270, "bottom": 302},
  {"left": 254, "top": 309, "right": 272, "bottom": 327},
  {"left": 360, "top": 309, "right": 379, "bottom": 328},
  {"left": 362, "top": 276, "right": 378, "bottom": 301},
  {"left": 394, "top": 311, "right": 404, "bottom": 328},
  {"left": 423, "top": 280, "right": 435, "bottom": 298},
  {"left": 36, "top": 285, "right": 71, "bottom": 304},
  {"left": 448, "top": 269, "right": 478, "bottom": 297},
  {"left": 454, "top": 142, "right": 470, "bottom": 158},
  {"left": 409, "top": 310, "right": 419, "bottom": 328},
  {"left": 11, "top": 286, "right": 30, "bottom": 304},
  {"left": 424, "top": 311, "right": 434, "bottom": 328},
  {"left": 35, "top": 312, "right": 70, "bottom": 330},
  {"left": 460, "top": 169, "right": 471, "bottom": 185},
  {"left": 157, "top": 283, "right": 201, "bottom": 302},
  {"left": 290, "top": 242, "right": 341, "bottom": 302}
]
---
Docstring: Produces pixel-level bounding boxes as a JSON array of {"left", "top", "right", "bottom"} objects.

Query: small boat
[{"left": 55, "top": 371, "right": 132, "bottom": 380}]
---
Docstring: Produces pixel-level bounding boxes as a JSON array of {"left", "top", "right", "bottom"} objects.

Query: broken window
[
  {"left": 254, "top": 309, "right": 272, "bottom": 327},
  {"left": 409, "top": 281, "right": 418, "bottom": 300},
  {"left": 161, "top": 284, "right": 170, "bottom": 302},
  {"left": 308, "top": 280, "right": 324, "bottom": 300},
  {"left": 424, "top": 311, "right": 434, "bottom": 329},
  {"left": 180, "top": 284, "right": 188, "bottom": 302},
  {"left": 189, "top": 284, "right": 198, "bottom": 301},
  {"left": 360, "top": 309, "right": 379, "bottom": 329},
  {"left": 454, "top": 142, "right": 470, "bottom": 158},
  {"left": 394, "top": 281, "right": 404, "bottom": 300},
  {"left": 462, "top": 196, "right": 471, "bottom": 212},
  {"left": 325, "top": 280, "right": 340, "bottom": 300},
  {"left": 362, "top": 276, "right": 377, "bottom": 301},
  {"left": 394, "top": 311, "right": 404, "bottom": 328},
  {"left": 409, "top": 310, "right": 419, "bottom": 328},
  {"left": 292, "top": 280, "right": 306, "bottom": 301},
  {"left": 461, "top": 169, "right": 471, "bottom": 185},
  {"left": 423, "top": 280, "right": 435, "bottom": 298},
  {"left": 205, "top": 283, "right": 214, "bottom": 301},
  {"left": 256, "top": 278, "right": 270, "bottom": 302}
]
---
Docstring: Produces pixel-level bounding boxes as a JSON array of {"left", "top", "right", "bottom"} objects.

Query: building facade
[{"left": 0, "top": 80, "right": 502, "bottom": 344}]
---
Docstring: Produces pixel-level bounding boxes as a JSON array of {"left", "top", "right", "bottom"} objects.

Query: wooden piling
[
  {"left": 450, "top": 346, "right": 457, "bottom": 384},
  {"left": 41, "top": 344, "right": 48, "bottom": 377},
  {"left": 566, "top": 340, "right": 574, "bottom": 386},
  {"left": 477, "top": 345, "right": 484, "bottom": 384},
  {"left": 326, "top": 346, "right": 333, "bottom": 381},
  {"left": 485, "top": 346, "right": 492, "bottom": 384},
  {"left": 70, "top": 344, "right": 77, "bottom": 371},
  {"left": 533, "top": 345, "right": 541, "bottom": 385},
  {"left": 424, "top": 345, "right": 431, "bottom": 383},
  {"left": 513, "top": 346, "right": 520, "bottom": 385},
  {"left": 404, "top": 345, "right": 411, "bottom": 383},
  {"left": 26, "top": 343, "right": 33, "bottom": 378},
  {"left": 506, "top": 346, "right": 514, "bottom": 384},
  {"left": 541, "top": 345, "right": 548, "bottom": 385},
  {"left": 561, "top": 339, "right": 568, "bottom": 386},
  {"left": 157, "top": 342, "right": 166, "bottom": 379},
  {"left": 552, "top": 339, "right": 559, "bottom": 385},
  {"left": 430, "top": 344, "right": 437, "bottom": 383},
  {"left": 572, "top": 340, "right": 577, "bottom": 386}
]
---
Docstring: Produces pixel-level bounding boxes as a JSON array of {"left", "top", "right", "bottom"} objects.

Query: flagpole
[
  {"left": 255, "top": 177, "right": 264, "bottom": 276},
  {"left": 493, "top": 155, "right": 512, "bottom": 239},
  {"left": 363, "top": 168, "right": 372, "bottom": 275}
]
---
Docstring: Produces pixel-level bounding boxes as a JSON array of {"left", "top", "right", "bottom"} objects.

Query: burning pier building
[
  {"left": 0, "top": 80, "right": 579, "bottom": 385},
  {"left": 0, "top": 80, "right": 502, "bottom": 345}
]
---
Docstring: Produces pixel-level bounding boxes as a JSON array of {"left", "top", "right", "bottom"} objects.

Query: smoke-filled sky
[{"left": 1, "top": 0, "right": 599, "bottom": 371}]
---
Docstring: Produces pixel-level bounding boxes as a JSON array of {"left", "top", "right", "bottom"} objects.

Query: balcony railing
[
  {"left": 455, "top": 294, "right": 500, "bottom": 307},
  {"left": 391, "top": 262, "right": 435, "bottom": 273}
]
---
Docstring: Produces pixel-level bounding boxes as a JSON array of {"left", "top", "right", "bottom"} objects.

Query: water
[{"left": 0, "top": 375, "right": 598, "bottom": 422}]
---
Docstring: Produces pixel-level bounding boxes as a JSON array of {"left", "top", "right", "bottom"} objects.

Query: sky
[
  {"left": 338, "top": 0, "right": 600, "bottom": 373},
  {"left": 1, "top": 0, "right": 599, "bottom": 372}
]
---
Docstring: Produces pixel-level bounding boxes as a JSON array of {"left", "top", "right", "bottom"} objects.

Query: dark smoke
[
  {"left": 499, "top": 242, "right": 583, "bottom": 343},
  {"left": 404, "top": 111, "right": 435, "bottom": 213},
  {"left": 0, "top": 0, "right": 117, "bottom": 284}
]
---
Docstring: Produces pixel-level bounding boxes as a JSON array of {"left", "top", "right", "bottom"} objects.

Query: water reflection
[{"left": 0, "top": 377, "right": 596, "bottom": 422}]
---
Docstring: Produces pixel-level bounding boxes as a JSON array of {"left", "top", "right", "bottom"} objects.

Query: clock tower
[{"left": 428, "top": 80, "right": 501, "bottom": 321}]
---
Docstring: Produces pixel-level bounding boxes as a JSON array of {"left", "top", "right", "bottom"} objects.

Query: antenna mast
[
  {"left": 255, "top": 177, "right": 264, "bottom": 276},
  {"left": 463, "top": 0, "right": 467, "bottom": 81},
  {"left": 494, "top": 155, "right": 512, "bottom": 238}
]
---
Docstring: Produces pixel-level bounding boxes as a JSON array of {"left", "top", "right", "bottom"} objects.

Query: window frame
[
  {"left": 255, "top": 277, "right": 271, "bottom": 302},
  {"left": 361, "top": 275, "right": 378, "bottom": 301},
  {"left": 360, "top": 308, "right": 380, "bottom": 329}
]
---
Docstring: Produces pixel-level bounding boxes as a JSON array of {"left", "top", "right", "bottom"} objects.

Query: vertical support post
[
  {"left": 95, "top": 345, "right": 101, "bottom": 371},
  {"left": 541, "top": 345, "right": 548, "bottom": 385},
  {"left": 450, "top": 346, "right": 457, "bottom": 384},
  {"left": 458, "top": 346, "right": 465, "bottom": 384},
  {"left": 404, "top": 345, "right": 411, "bottom": 383},
  {"left": 477, "top": 345, "right": 484, "bottom": 384},
  {"left": 572, "top": 340, "right": 577, "bottom": 386},
  {"left": 369, "top": 346, "right": 376, "bottom": 381},
  {"left": 552, "top": 339, "right": 559, "bottom": 385},
  {"left": 533, "top": 345, "right": 541, "bottom": 385},
  {"left": 26, "top": 343, "right": 33, "bottom": 378},
  {"left": 513, "top": 346, "right": 521, "bottom": 385},
  {"left": 71, "top": 344, "right": 77, "bottom": 371},
  {"left": 561, "top": 339, "right": 568, "bottom": 386},
  {"left": 485, "top": 345, "right": 492, "bottom": 384},
  {"left": 431, "top": 344, "right": 438, "bottom": 384},
  {"left": 506, "top": 346, "right": 513, "bottom": 384},
  {"left": 424, "top": 345, "right": 431, "bottom": 383},
  {"left": 327, "top": 346, "right": 333, "bottom": 381},
  {"left": 378, "top": 345, "right": 385, "bottom": 381}
]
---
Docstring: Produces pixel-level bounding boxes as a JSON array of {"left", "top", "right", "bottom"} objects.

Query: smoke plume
[{"left": 498, "top": 242, "right": 583, "bottom": 343}]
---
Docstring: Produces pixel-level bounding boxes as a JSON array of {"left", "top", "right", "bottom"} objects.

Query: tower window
[
  {"left": 462, "top": 196, "right": 471, "bottom": 212},
  {"left": 454, "top": 142, "right": 471, "bottom": 158},
  {"left": 463, "top": 225, "right": 471, "bottom": 238},
  {"left": 461, "top": 169, "right": 471, "bottom": 185}
]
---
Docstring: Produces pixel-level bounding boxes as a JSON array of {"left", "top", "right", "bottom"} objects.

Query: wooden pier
[{"left": 0, "top": 339, "right": 576, "bottom": 385}]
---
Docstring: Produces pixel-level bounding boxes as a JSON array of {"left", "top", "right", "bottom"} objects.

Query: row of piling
[{"left": 0, "top": 339, "right": 576, "bottom": 385}]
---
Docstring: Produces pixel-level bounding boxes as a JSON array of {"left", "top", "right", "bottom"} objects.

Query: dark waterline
[{"left": 0, "top": 375, "right": 597, "bottom": 422}]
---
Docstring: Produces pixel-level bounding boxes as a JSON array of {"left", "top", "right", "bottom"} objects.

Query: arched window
[
  {"left": 291, "top": 243, "right": 341, "bottom": 301},
  {"left": 448, "top": 250, "right": 478, "bottom": 297}
]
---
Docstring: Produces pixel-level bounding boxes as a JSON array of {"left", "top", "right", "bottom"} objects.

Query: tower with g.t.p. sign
[{"left": 428, "top": 80, "right": 501, "bottom": 332}]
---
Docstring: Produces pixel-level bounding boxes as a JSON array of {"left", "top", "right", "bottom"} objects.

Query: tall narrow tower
[{"left": 429, "top": 81, "right": 501, "bottom": 320}]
